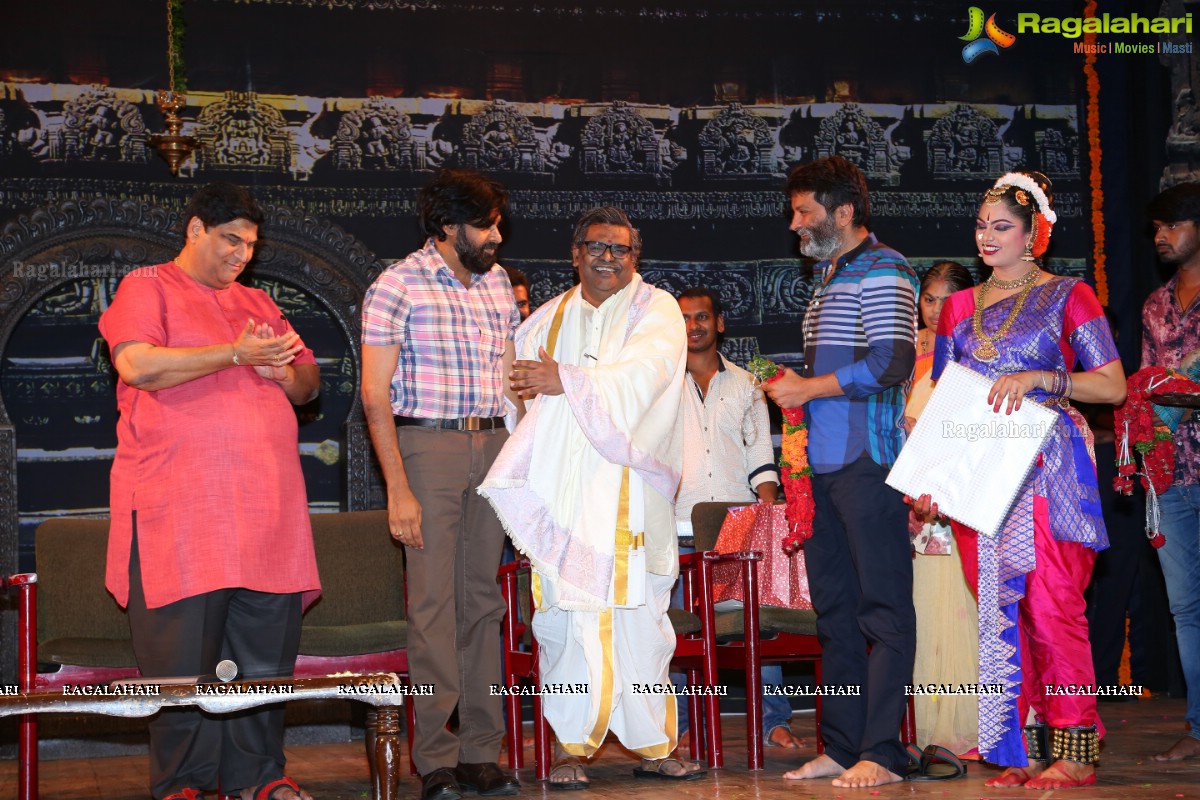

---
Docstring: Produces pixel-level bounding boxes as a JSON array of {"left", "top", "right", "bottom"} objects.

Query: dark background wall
[{"left": 0, "top": 0, "right": 1185, "bottom": 577}]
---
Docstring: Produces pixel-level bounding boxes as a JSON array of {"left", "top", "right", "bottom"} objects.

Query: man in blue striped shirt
[{"left": 764, "top": 155, "right": 918, "bottom": 789}]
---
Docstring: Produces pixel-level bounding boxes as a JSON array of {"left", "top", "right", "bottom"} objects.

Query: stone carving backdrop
[{"left": 0, "top": 0, "right": 1106, "bottom": 683}]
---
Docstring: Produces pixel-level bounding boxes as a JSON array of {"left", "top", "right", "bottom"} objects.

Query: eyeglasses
[{"left": 580, "top": 240, "right": 633, "bottom": 259}]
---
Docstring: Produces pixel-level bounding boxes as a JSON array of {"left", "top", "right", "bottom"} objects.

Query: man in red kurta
[{"left": 99, "top": 182, "right": 321, "bottom": 800}]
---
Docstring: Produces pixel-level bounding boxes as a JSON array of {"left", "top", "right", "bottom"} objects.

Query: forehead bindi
[
  {"left": 585, "top": 224, "right": 631, "bottom": 245},
  {"left": 977, "top": 208, "right": 1016, "bottom": 225}
]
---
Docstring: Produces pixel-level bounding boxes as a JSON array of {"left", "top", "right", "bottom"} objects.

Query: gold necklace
[
  {"left": 972, "top": 277, "right": 1039, "bottom": 362},
  {"left": 985, "top": 267, "right": 1040, "bottom": 290},
  {"left": 918, "top": 330, "right": 933, "bottom": 354}
]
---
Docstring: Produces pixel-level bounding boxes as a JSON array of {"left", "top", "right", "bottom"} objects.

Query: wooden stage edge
[{"left": 1, "top": 695, "right": 1198, "bottom": 799}]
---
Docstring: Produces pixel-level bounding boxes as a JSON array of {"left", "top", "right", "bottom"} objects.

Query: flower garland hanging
[
  {"left": 1114, "top": 366, "right": 1200, "bottom": 547},
  {"left": 1083, "top": 0, "right": 1108, "bottom": 305},
  {"left": 748, "top": 356, "right": 815, "bottom": 555}
]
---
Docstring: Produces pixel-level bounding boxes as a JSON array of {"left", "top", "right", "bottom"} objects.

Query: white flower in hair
[{"left": 991, "top": 172, "right": 1058, "bottom": 225}]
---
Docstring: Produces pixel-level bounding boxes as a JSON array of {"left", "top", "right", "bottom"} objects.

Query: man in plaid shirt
[{"left": 362, "top": 168, "right": 523, "bottom": 800}]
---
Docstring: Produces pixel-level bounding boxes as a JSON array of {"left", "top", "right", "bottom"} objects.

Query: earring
[{"left": 1021, "top": 241, "right": 1036, "bottom": 262}]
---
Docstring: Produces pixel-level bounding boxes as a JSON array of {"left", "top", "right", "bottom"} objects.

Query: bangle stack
[{"left": 1048, "top": 368, "right": 1072, "bottom": 398}]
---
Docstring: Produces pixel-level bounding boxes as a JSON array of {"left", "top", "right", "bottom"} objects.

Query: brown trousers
[{"left": 398, "top": 426, "right": 509, "bottom": 774}]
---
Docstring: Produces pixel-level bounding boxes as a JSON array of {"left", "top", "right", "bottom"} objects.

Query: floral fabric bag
[{"left": 711, "top": 504, "right": 813, "bottom": 610}]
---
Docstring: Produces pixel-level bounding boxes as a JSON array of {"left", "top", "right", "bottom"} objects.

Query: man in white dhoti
[{"left": 479, "top": 206, "right": 704, "bottom": 788}]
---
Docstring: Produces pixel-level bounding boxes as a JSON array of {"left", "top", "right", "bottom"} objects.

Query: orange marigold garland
[
  {"left": 1114, "top": 367, "right": 1200, "bottom": 548},
  {"left": 1083, "top": 0, "right": 1108, "bottom": 304},
  {"left": 749, "top": 355, "right": 815, "bottom": 555}
]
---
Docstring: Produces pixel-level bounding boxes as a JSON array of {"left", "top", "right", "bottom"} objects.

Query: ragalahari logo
[{"left": 960, "top": 7, "right": 1017, "bottom": 62}]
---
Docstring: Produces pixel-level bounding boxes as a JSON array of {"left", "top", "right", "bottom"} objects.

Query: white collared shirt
[{"left": 675, "top": 356, "right": 779, "bottom": 533}]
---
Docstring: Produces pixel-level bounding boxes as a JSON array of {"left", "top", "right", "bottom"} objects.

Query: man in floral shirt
[{"left": 1143, "top": 182, "right": 1200, "bottom": 762}]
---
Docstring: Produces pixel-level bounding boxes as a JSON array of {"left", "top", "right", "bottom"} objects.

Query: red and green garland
[
  {"left": 748, "top": 356, "right": 814, "bottom": 555},
  {"left": 1114, "top": 366, "right": 1200, "bottom": 548}
]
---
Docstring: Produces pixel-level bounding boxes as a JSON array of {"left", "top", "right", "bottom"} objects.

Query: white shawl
[{"left": 479, "top": 274, "right": 686, "bottom": 611}]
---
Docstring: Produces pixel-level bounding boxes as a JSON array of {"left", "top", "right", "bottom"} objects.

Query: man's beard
[
  {"left": 1159, "top": 240, "right": 1200, "bottom": 266},
  {"left": 797, "top": 212, "right": 842, "bottom": 261},
  {"left": 457, "top": 236, "right": 498, "bottom": 275}
]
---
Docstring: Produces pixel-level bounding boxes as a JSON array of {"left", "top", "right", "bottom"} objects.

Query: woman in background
[{"left": 905, "top": 262, "right": 980, "bottom": 759}]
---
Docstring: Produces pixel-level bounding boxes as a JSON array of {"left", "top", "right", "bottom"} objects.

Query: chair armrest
[
  {"left": 678, "top": 550, "right": 710, "bottom": 568},
  {"left": 2, "top": 573, "right": 37, "bottom": 590}
]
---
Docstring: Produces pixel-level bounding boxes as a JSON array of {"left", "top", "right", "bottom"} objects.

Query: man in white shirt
[{"left": 673, "top": 287, "right": 800, "bottom": 749}]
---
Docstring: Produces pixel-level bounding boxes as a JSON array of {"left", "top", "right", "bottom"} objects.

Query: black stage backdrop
[{"left": 0, "top": 0, "right": 1178, "bottom": 573}]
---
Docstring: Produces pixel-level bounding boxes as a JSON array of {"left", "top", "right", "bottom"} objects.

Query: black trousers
[
  {"left": 127, "top": 518, "right": 303, "bottom": 798},
  {"left": 805, "top": 455, "right": 915, "bottom": 775}
]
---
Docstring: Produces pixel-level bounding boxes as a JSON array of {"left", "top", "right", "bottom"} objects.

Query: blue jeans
[
  {"left": 1156, "top": 483, "right": 1200, "bottom": 740},
  {"left": 670, "top": 543, "right": 793, "bottom": 736}
]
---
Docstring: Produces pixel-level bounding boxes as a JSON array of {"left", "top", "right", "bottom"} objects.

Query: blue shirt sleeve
[{"left": 831, "top": 259, "right": 917, "bottom": 399}]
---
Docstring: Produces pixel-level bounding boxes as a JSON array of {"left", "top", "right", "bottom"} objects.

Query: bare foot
[
  {"left": 983, "top": 761, "right": 1045, "bottom": 787},
  {"left": 767, "top": 724, "right": 803, "bottom": 748},
  {"left": 783, "top": 753, "right": 843, "bottom": 781},
  {"left": 1024, "top": 760, "right": 1095, "bottom": 789},
  {"left": 1151, "top": 735, "right": 1200, "bottom": 761},
  {"left": 831, "top": 759, "right": 903, "bottom": 788},
  {"left": 239, "top": 779, "right": 313, "bottom": 800}
]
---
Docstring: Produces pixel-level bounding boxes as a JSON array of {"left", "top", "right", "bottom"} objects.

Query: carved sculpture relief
[
  {"left": 580, "top": 102, "right": 663, "bottom": 182},
  {"left": 334, "top": 99, "right": 420, "bottom": 171},
  {"left": 814, "top": 104, "right": 900, "bottom": 184},
  {"left": 62, "top": 86, "right": 149, "bottom": 163},
  {"left": 0, "top": 93, "right": 49, "bottom": 161},
  {"left": 1036, "top": 127, "right": 1080, "bottom": 178},
  {"left": 720, "top": 336, "right": 760, "bottom": 370},
  {"left": 698, "top": 103, "right": 775, "bottom": 178},
  {"left": 461, "top": 99, "right": 546, "bottom": 174},
  {"left": 925, "top": 104, "right": 1003, "bottom": 180},
  {"left": 195, "top": 91, "right": 294, "bottom": 172},
  {"left": 1159, "top": 0, "right": 1199, "bottom": 186},
  {"left": 0, "top": 81, "right": 1086, "bottom": 196}
]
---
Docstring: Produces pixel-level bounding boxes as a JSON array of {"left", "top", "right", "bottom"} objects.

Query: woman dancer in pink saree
[{"left": 914, "top": 171, "right": 1126, "bottom": 789}]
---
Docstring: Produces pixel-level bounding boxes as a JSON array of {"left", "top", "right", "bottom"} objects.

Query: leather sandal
[
  {"left": 632, "top": 756, "right": 707, "bottom": 781},
  {"left": 548, "top": 757, "right": 588, "bottom": 791},
  {"left": 908, "top": 744, "right": 966, "bottom": 781}
]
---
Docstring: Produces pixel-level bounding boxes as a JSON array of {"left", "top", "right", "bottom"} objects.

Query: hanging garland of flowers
[
  {"left": 168, "top": 0, "right": 188, "bottom": 93},
  {"left": 1114, "top": 366, "right": 1200, "bottom": 547},
  {"left": 748, "top": 356, "right": 814, "bottom": 555},
  {"left": 1083, "top": 0, "right": 1108, "bottom": 305}
]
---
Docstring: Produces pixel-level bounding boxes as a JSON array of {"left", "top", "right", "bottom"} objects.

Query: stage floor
[{"left": 2, "top": 696, "right": 1197, "bottom": 799}]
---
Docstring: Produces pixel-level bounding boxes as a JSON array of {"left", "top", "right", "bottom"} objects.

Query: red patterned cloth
[{"left": 711, "top": 504, "right": 812, "bottom": 610}]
